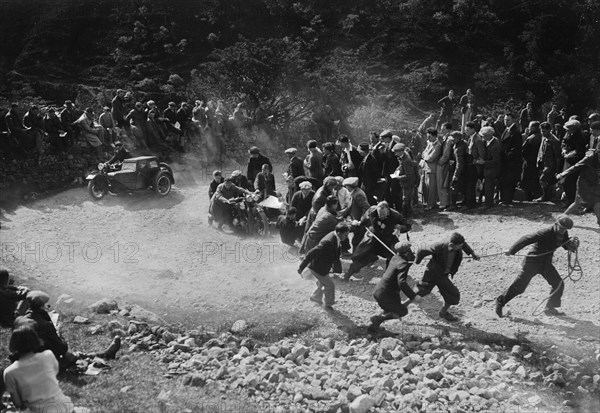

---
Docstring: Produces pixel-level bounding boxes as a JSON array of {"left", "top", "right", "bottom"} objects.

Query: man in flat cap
[
  {"left": 358, "top": 142, "right": 383, "bottom": 204},
  {"left": 247, "top": 146, "right": 272, "bottom": 190},
  {"left": 415, "top": 232, "right": 480, "bottom": 321},
  {"left": 230, "top": 170, "right": 252, "bottom": 191},
  {"left": 339, "top": 176, "right": 371, "bottom": 252},
  {"left": 495, "top": 215, "right": 578, "bottom": 318},
  {"left": 557, "top": 139, "right": 600, "bottom": 227},
  {"left": 290, "top": 180, "right": 315, "bottom": 230},
  {"left": 343, "top": 201, "right": 411, "bottom": 281},
  {"left": 285, "top": 147, "right": 304, "bottom": 179},
  {"left": 367, "top": 242, "right": 419, "bottom": 333},
  {"left": 391, "top": 143, "right": 419, "bottom": 217}
]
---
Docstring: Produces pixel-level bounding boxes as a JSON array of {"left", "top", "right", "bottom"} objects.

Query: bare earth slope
[{"left": 1, "top": 163, "right": 599, "bottom": 366}]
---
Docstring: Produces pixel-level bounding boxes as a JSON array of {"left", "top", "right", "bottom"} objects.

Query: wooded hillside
[{"left": 1, "top": 0, "right": 599, "bottom": 118}]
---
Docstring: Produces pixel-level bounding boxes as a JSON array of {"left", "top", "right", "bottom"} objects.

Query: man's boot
[
  {"left": 367, "top": 314, "right": 387, "bottom": 333},
  {"left": 97, "top": 336, "right": 121, "bottom": 360}
]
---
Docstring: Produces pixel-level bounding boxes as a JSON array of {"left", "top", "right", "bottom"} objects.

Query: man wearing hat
[
  {"left": 339, "top": 176, "right": 371, "bottom": 250},
  {"left": 587, "top": 119, "right": 600, "bottom": 151},
  {"left": 209, "top": 170, "right": 224, "bottom": 200},
  {"left": 304, "top": 176, "right": 338, "bottom": 231},
  {"left": 209, "top": 177, "right": 252, "bottom": 230},
  {"left": 298, "top": 222, "right": 350, "bottom": 310},
  {"left": 558, "top": 136, "right": 600, "bottom": 227},
  {"left": 561, "top": 119, "right": 587, "bottom": 204},
  {"left": 22, "top": 290, "right": 121, "bottom": 371},
  {"left": 367, "top": 242, "right": 419, "bottom": 333},
  {"left": 322, "top": 142, "right": 342, "bottom": 177},
  {"left": 285, "top": 147, "right": 304, "bottom": 179},
  {"left": 499, "top": 112, "right": 523, "bottom": 206},
  {"left": 338, "top": 134, "right": 363, "bottom": 179},
  {"left": 415, "top": 232, "right": 480, "bottom": 321},
  {"left": 495, "top": 215, "right": 579, "bottom": 317},
  {"left": 111, "top": 89, "right": 127, "bottom": 129},
  {"left": 535, "top": 122, "right": 562, "bottom": 202},
  {"left": 344, "top": 201, "right": 411, "bottom": 281},
  {"left": 75, "top": 107, "right": 105, "bottom": 152},
  {"left": 284, "top": 148, "right": 304, "bottom": 203},
  {"left": 107, "top": 141, "right": 132, "bottom": 168},
  {"left": 230, "top": 170, "right": 252, "bottom": 191},
  {"left": 246, "top": 146, "right": 272, "bottom": 190},
  {"left": 290, "top": 181, "right": 315, "bottom": 228},
  {"left": 99, "top": 105, "right": 116, "bottom": 145},
  {"left": 357, "top": 142, "right": 383, "bottom": 204},
  {"left": 391, "top": 143, "right": 419, "bottom": 217},
  {"left": 476, "top": 126, "right": 502, "bottom": 209}
]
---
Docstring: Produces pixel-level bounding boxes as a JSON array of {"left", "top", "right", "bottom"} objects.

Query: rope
[{"left": 371, "top": 233, "right": 585, "bottom": 316}]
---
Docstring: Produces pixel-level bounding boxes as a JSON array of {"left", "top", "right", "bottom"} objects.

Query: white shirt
[{"left": 3, "top": 350, "right": 73, "bottom": 411}]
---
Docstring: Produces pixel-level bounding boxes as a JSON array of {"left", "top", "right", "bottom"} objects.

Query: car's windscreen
[{"left": 121, "top": 163, "right": 136, "bottom": 172}]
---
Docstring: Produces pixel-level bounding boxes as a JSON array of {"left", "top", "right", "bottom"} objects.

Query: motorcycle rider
[
  {"left": 106, "top": 141, "right": 132, "bottom": 170},
  {"left": 209, "top": 177, "right": 252, "bottom": 230}
]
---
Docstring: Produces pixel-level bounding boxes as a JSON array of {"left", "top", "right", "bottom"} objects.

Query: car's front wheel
[
  {"left": 154, "top": 171, "right": 172, "bottom": 196},
  {"left": 88, "top": 176, "right": 108, "bottom": 200}
]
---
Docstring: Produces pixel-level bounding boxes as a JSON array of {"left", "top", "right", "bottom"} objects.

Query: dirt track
[{"left": 1, "top": 161, "right": 599, "bottom": 362}]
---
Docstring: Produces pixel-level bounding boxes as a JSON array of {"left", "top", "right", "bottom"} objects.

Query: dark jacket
[
  {"left": 450, "top": 139, "right": 467, "bottom": 188},
  {"left": 561, "top": 129, "right": 587, "bottom": 167},
  {"left": 538, "top": 133, "right": 562, "bottom": 171},
  {"left": 111, "top": 95, "right": 126, "bottom": 121},
  {"left": 500, "top": 123, "right": 523, "bottom": 167},
  {"left": 25, "top": 308, "right": 69, "bottom": 359},
  {"left": 298, "top": 231, "right": 340, "bottom": 276},
  {"left": 340, "top": 147, "right": 363, "bottom": 178},
  {"left": 342, "top": 188, "right": 371, "bottom": 221},
  {"left": 482, "top": 137, "right": 502, "bottom": 178},
  {"left": 209, "top": 177, "right": 224, "bottom": 199},
  {"left": 373, "top": 255, "right": 417, "bottom": 301},
  {"left": 508, "top": 226, "right": 570, "bottom": 262},
  {"left": 247, "top": 154, "right": 272, "bottom": 184},
  {"left": 254, "top": 172, "right": 276, "bottom": 198},
  {"left": 359, "top": 152, "right": 382, "bottom": 191},
  {"left": 288, "top": 156, "right": 304, "bottom": 178},
  {"left": 291, "top": 190, "right": 315, "bottom": 220},
  {"left": 323, "top": 152, "right": 343, "bottom": 177},
  {"left": 107, "top": 147, "right": 132, "bottom": 165},
  {"left": 0, "top": 287, "right": 27, "bottom": 327},
  {"left": 360, "top": 206, "right": 411, "bottom": 243},
  {"left": 415, "top": 241, "right": 475, "bottom": 277}
]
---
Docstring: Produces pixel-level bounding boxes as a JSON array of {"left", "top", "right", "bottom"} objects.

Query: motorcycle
[{"left": 228, "top": 192, "right": 271, "bottom": 237}]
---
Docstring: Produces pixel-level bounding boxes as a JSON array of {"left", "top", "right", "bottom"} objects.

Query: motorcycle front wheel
[
  {"left": 249, "top": 210, "right": 270, "bottom": 237},
  {"left": 88, "top": 177, "right": 109, "bottom": 200}
]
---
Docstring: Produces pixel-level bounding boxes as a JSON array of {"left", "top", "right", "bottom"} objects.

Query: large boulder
[
  {"left": 128, "top": 305, "right": 165, "bottom": 324},
  {"left": 89, "top": 298, "right": 118, "bottom": 314}
]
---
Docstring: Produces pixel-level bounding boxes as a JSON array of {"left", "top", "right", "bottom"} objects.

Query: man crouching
[
  {"left": 415, "top": 232, "right": 480, "bottom": 321},
  {"left": 367, "top": 242, "right": 419, "bottom": 333}
]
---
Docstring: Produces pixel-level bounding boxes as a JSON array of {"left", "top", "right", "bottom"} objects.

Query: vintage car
[{"left": 86, "top": 156, "right": 174, "bottom": 200}]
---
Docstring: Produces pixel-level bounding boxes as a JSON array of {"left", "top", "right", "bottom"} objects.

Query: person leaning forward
[
  {"left": 415, "top": 232, "right": 480, "bottom": 322},
  {"left": 367, "top": 242, "right": 420, "bottom": 333},
  {"left": 495, "top": 215, "right": 578, "bottom": 318},
  {"left": 298, "top": 223, "right": 350, "bottom": 310}
]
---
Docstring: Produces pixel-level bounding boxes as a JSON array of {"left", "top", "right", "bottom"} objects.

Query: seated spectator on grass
[{"left": 2, "top": 326, "right": 90, "bottom": 413}]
